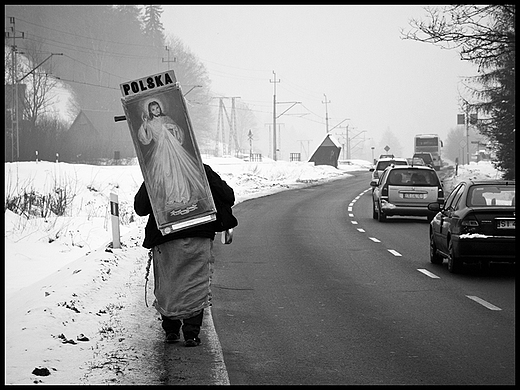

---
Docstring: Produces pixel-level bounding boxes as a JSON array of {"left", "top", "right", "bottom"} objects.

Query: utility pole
[
  {"left": 162, "top": 46, "right": 176, "bottom": 70},
  {"left": 336, "top": 125, "right": 349, "bottom": 160},
  {"left": 297, "top": 139, "right": 312, "bottom": 160},
  {"left": 270, "top": 71, "right": 280, "bottom": 160},
  {"left": 465, "top": 105, "right": 470, "bottom": 166},
  {"left": 6, "top": 17, "right": 25, "bottom": 161},
  {"left": 212, "top": 96, "right": 240, "bottom": 157},
  {"left": 322, "top": 94, "right": 330, "bottom": 133},
  {"left": 248, "top": 129, "right": 253, "bottom": 159}
]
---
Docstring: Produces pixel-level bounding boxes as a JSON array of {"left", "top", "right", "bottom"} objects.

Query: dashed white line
[
  {"left": 417, "top": 269, "right": 440, "bottom": 279},
  {"left": 466, "top": 295, "right": 502, "bottom": 311},
  {"left": 388, "top": 249, "right": 402, "bottom": 257},
  {"left": 349, "top": 190, "right": 505, "bottom": 314}
]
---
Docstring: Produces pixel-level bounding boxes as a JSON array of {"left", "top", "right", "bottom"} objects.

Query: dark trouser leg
[
  {"left": 182, "top": 309, "right": 204, "bottom": 340},
  {"left": 161, "top": 315, "right": 181, "bottom": 335}
]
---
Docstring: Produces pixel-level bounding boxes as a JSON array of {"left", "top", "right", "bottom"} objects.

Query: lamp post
[{"left": 371, "top": 146, "right": 375, "bottom": 164}]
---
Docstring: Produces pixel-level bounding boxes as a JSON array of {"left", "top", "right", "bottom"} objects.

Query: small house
[
  {"left": 309, "top": 133, "right": 342, "bottom": 168},
  {"left": 60, "top": 110, "right": 135, "bottom": 163}
]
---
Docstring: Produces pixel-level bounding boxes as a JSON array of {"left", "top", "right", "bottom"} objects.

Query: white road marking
[
  {"left": 388, "top": 249, "right": 402, "bottom": 257},
  {"left": 417, "top": 269, "right": 440, "bottom": 278},
  {"left": 349, "top": 213, "right": 354, "bottom": 217},
  {"left": 357, "top": 228, "right": 365, "bottom": 232},
  {"left": 466, "top": 295, "right": 502, "bottom": 311},
  {"left": 369, "top": 237, "right": 381, "bottom": 242},
  {"left": 348, "top": 207, "right": 353, "bottom": 212},
  {"left": 351, "top": 221, "right": 358, "bottom": 224},
  {"left": 205, "top": 308, "right": 230, "bottom": 384}
]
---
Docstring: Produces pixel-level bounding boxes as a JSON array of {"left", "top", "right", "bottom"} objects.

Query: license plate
[
  {"left": 402, "top": 193, "right": 426, "bottom": 199},
  {"left": 497, "top": 220, "right": 515, "bottom": 229}
]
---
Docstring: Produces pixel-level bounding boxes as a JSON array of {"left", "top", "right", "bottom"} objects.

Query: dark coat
[{"left": 134, "top": 164, "right": 235, "bottom": 249}]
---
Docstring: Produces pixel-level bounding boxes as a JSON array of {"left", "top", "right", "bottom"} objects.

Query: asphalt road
[{"left": 211, "top": 170, "right": 515, "bottom": 385}]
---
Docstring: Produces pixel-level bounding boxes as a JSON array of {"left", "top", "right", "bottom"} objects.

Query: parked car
[
  {"left": 406, "top": 157, "right": 425, "bottom": 166},
  {"left": 369, "top": 157, "right": 408, "bottom": 185},
  {"left": 428, "top": 180, "right": 515, "bottom": 273},
  {"left": 371, "top": 165, "right": 444, "bottom": 222},
  {"left": 413, "top": 152, "right": 434, "bottom": 168}
]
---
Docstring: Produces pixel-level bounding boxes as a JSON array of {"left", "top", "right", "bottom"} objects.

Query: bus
[{"left": 414, "top": 134, "right": 443, "bottom": 170}]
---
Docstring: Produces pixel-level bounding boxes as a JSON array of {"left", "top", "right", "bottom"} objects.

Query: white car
[
  {"left": 369, "top": 157, "right": 408, "bottom": 184},
  {"left": 371, "top": 165, "right": 444, "bottom": 222}
]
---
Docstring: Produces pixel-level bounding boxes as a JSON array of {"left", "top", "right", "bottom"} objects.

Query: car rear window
[
  {"left": 468, "top": 185, "right": 516, "bottom": 207},
  {"left": 388, "top": 169, "right": 439, "bottom": 186},
  {"left": 413, "top": 154, "right": 433, "bottom": 164},
  {"left": 376, "top": 160, "right": 407, "bottom": 170}
]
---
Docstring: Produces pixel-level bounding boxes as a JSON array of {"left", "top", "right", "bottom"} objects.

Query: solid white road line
[{"left": 205, "top": 308, "right": 231, "bottom": 384}]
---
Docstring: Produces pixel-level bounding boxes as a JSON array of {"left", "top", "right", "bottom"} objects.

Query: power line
[{"left": 15, "top": 15, "right": 156, "bottom": 49}]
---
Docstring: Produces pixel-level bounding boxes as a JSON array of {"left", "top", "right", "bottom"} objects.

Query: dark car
[
  {"left": 413, "top": 152, "right": 434, "bottom": 168},
  {"left": 371, "top": 165, "right": 444, "bottom": 222},
  {"left": 428, "top": 180, "right": 516, "bottom": 273}
]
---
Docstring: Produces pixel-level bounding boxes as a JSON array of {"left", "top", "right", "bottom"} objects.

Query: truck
[{"left": 414, "top": 134, "right": 443, "bottom": 171}]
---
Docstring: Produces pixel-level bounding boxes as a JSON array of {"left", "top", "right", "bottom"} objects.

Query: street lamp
[{"left": 371, "top": 146, "right": 375, "bottom": 164}]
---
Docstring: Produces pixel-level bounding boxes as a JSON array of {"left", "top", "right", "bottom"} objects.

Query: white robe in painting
[{"left": 138, "top": 115, "right": 205, "bottom": 209}]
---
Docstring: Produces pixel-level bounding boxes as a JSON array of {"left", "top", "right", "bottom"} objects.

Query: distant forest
[{"left": 5, "top": 5, "right": 215, "bottom": 162}]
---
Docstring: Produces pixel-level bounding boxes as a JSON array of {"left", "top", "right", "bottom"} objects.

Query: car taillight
[
  {"left": 438, "top": 187, "right": 444, "bottom": 199},
  {"left": 382, "top": 184, "right": 388, "bottom": 197},
  {"left": 461, "top": 215, "right": 480, "bottom": 233}
]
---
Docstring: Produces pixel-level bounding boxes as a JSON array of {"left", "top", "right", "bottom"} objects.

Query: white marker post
[{"left": 110, "top": 193, "right": 121, "bottom": 249}]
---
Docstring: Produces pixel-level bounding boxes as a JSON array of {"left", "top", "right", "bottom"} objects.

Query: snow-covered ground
[{"left": 4, "top": 157, "right": 502, "bottom": 384}]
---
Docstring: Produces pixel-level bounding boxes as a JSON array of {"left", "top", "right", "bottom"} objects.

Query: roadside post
[{"left": 110, "top": 192, "right": 121, "bottom": 249}]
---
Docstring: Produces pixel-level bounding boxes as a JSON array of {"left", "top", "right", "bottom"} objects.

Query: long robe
[{"left": 138, "top": 115, "right": 206, "bottom": 209}]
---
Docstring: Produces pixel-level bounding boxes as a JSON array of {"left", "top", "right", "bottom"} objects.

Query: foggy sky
[{"left": 161, "top": 5, "right": 477, "bottom": 161}]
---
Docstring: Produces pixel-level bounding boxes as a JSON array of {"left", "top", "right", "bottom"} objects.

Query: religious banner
[{"left": 120, "top": 70, "right": 216, "bottom": 235}]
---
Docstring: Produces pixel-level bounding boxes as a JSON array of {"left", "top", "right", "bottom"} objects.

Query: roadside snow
[{"left": 4, "top": 158, "right": 499, "bottom": 384}]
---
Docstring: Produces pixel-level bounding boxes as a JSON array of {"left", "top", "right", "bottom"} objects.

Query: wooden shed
[
  {"left": 308, "top": 134, "right": 342, "bottom": 168},
  {"left": 60, "top": 110, "right": 135, "bottom": 163}
]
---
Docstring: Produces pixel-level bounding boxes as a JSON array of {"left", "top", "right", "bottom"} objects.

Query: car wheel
[
  {"left": 447, "top": 239, "right": 462, "bottom": 273},
  {"left": 429, "top": 229, "right": 443, "bottom": 265},
  {"left": 372, "top": 199, "right": 378, "bottom": 220},
  {"left": 377, "top": 201, "right": 386, "bottom": 222}
]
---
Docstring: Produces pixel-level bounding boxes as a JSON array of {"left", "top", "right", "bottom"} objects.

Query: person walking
[{"left": 134, "top": 163, "right": 236, "bottom": 347}]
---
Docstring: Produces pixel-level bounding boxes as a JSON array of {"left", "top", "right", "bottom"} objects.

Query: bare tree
[
  {"left": 18, "top": 39, "right": 60, "bottom": 129},
  {"left": 402, "top": 5, "right": 515, "bottom": 179}
]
